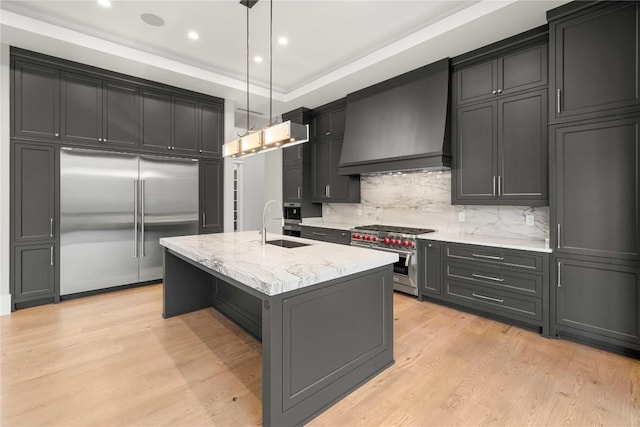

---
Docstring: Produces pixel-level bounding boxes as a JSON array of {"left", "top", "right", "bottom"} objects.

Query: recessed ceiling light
[
  {"left": 278, "top": 36, "right": 288, "bottom": 46},
  {"left": 97, "top": 0, "right": 111, "bottom": 7},
  {"left": 188, "top": 31, "right": 199, "bottom": 40},
  {"left": 253, "top": 56, "right": 263, "bottom": 63},
  {"left": 141, "top": 13, "right": 165, "bottom": 27}
]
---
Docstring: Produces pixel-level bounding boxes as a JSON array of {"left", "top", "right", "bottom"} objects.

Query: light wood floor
[{"left": 1, "top": 284, "right": 638, "bottom": 426}]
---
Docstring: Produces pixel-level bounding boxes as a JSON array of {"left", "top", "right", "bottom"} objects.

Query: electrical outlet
[
  {"left": 458, "top": 212, "right": 465, "bottom": 222},
  {"left": 526, "top": 214, "right": 534, "bottom": 226}
]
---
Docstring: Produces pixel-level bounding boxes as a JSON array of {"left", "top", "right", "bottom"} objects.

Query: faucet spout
[{"left": 261, "top": 199, "right": 283, "bottom": 245}]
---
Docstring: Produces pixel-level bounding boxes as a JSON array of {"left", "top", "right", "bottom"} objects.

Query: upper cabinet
[
  {"left": 456, "top": 42, "right": 547, "bottom": 106},
  {"left": 452, "top": 35, "right": 548, "bottom": 206},
  {"left": 61, "top": 72, "right": 139, "bottom": 148},
  {"left": 549, "top": 1, "right": 640, "bottom": 123},
  {"left": 314, "top": 108, "right": 345, "bottom": 139},
  {"left": 12, "top": 60, "right": 60, "bottom": 140},
  {"left": 11, "top": 48, "right": 223, "bottom": 158}
]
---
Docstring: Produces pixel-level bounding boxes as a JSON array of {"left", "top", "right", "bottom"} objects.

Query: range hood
[{"left": 339, "top": 58, "right": 451, "bottom": 175}]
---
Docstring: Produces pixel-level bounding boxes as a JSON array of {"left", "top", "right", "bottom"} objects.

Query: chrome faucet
[{"left": 261, "top": 199, "right": 283, "bottom": 245}]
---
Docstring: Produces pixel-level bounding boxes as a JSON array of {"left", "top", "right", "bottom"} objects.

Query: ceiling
[{"left": 0, "top": 0, "right": 569, "bottom": 128}]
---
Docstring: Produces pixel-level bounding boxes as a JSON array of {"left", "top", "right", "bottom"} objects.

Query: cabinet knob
[
  {"left": 497, "top": 89, "right": 502, "bottom": 94},
  {"left": 98, "top": 138, "right": 103, "bottom": 142},
  {"left": 428, "top": 244, "right": 432, "bottom": 248},
  {"left": 167, "top": 146, "right": 171, "bottom": 150},
  {"left": 54, "top": 133, "right": 59, "bottom": 137},
  {"left": 492, "top": 90, "right": 497, "bottom": 95},
  {"left": 199, "top": 149, "right": 203, "bottom": 153}
]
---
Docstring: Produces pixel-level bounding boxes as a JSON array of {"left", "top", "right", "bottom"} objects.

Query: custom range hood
[{"left": 339, "top": 58, "right": 451, "bottom": 175}]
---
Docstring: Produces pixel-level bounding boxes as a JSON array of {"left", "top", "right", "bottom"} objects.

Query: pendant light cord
[
  {"left": 269, "top": 0, "right": 273, "bottom": 125},
  {"left": 246, "top": 5, "right": 250, "bottom": 134}
]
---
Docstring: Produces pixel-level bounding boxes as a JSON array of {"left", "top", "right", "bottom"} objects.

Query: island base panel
[
  {"left": 162, "top": 250, "right": 214, "bottom": 318},
  {"left": 262, "top": 266, "right": 394, "bottom": 426}
]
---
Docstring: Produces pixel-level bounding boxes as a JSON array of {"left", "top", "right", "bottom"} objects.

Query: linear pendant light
[{"left": 222, "top": 0, "right": 309, "bottom": 158}]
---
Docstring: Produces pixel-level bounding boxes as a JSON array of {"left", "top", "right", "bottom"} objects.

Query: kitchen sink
[{"left": 266, "top": 239, "right": 311, "bottom": 249}]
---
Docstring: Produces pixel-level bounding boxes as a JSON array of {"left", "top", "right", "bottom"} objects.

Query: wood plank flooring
[{"left": 1, "top": 284, "right": 638, "bottom": 426}]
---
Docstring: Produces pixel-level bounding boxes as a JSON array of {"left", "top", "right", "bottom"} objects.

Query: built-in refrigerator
[{"left": 60, "top": 147, "right": 199, "bottom": 295}]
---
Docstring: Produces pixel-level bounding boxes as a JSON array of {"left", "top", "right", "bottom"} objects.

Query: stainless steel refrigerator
[{"left": 60, "top": 147, "right": 199, "bottom": 295}]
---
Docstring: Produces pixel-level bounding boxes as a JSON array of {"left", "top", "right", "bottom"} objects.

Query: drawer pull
[
  {"left": 311, "top": 232, "right": 326, "bottom": 236},
  {"left": 472, "top": 293, "right": 504, "bottom": 303},
  {"left": 472, "top": 273, "right": 504, "bottom": 282},
  {"left": 471, "top": 253, "right": 504, "bottom": 261}
]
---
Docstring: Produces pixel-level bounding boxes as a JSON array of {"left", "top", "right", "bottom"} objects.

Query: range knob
[
  {"left": 406, "top": 241, "right": 414, "bottom": 247},
  {"left": 372, "top": 237, "right": 378, "bottom": 242},
  {"left": 365, "top": 236, "right": 371, "bottom": 241},
  {"left": 352, "top": 234, "right": 357, "bottom": 239},
  {"left": 382, "top": 238, "right": 389, "bottom": 244}
]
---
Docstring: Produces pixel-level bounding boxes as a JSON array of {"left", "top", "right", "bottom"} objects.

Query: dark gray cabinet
[
  {"left": 553, "top": 117, "right": 640, "bottom": 261},
  {"left": 200, "top": 160, "right": 223, "bottom": 234},
  {"left": 555, "top": 257, "right": 640, "bottom": 348},
  {"left": 312, "top": 136, "right": 360, "bottom": 203},
  {"left": 283, "top": 163, "right": 303, "bottom": 203},
  {"left": 283, "top": 144, "right": 303, "bottom": 164},
  {"left": 141, "top": 89, "right": 172, "bottom": 152},
  {"left": 103, "top": 81, "right": 138, "bottom": 148},
  {"left": 12, "top": 60, "right": 60, "bottom": 140},
  {"left": 60, "top": 71, "right": 102, "bottom": 144},
  {"left": 549, "top": 1, "right": 640, "bottom": 122},
  {"left": 314, "top": 108, "right": 345, "bottom": 138},
  {"left": 300, "top": 226, "right": 350, "bottom": 245},
  {"left": 199, "top": 101, "right": 223, "bottom": 158},
  {"left": 12, "top": 143, "right": 55, "bottom": 243},
  {"left": 456, "top": 42, "right": 547, "bottom": 106},
  {"left": 453, "top": 89, "right": 547, "bottom": 205},
  {"left": 13, "top": 244, "right": 56, "bottom": 303},
  {"left": 418, "top": 240, "right": 442, "bottom": 298},
  {"left": 172, "top": 97, "right": 199, "bottom": 155}
]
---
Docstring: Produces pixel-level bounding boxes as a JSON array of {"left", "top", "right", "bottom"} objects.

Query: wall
[
  {"left": 0, "top": 44, "right": 11, "bottom": 315},
  {"left": 323, "top": 170, "right": 549, "bottom": 241},
  {"left": 223, "top": 100, "right": 235, "bottom": 233}
]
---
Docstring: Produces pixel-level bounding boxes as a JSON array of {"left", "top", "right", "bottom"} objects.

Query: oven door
[{"left": 371, "top": 247, "right": 418, "bottom": 296}]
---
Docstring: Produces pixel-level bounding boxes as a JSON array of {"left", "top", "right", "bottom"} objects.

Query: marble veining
[
  {"left": 160, "top": 232, "right": 398, "bottom": 296},
  {"left": 323, "top": 170, "right": 549, "bottom": 241}
]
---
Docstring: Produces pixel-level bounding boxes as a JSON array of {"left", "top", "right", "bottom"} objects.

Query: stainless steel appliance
[
  {"left": 60, "top": 147, "right": 199, "bottom": 295},
  {"left": 283, "top": 202, "right": 302, "bottom": 237},
  {"left": 350, "top": 225, "right": 435, "bottom": 296}
]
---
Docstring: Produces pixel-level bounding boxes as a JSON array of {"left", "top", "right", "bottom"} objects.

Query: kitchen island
[{"left": 159, "top": 231, "right": 398, "bottom": 427}]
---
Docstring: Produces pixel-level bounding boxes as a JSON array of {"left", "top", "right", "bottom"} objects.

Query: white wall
[
  {"left": 1, "top": 44, "right": 11, "bottom": 315},
  {"left": 223, "top": 100, "right": 235, "bottom": 233}
]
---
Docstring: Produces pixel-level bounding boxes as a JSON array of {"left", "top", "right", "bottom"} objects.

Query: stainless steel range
[{"left": 350, "top": 225, "right": 435, "bottom": 296}]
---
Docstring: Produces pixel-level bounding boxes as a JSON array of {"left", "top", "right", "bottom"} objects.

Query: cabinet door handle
[
  {"left": 557, "top": 261, "right": 562, "bottom": 287},
  {"left": 325, "top": 131, "right": 331, "bottom": 136},
  {"left": 311, "top": 232, "right": 326, "bottom": 236},
  {"left": 472, "top": 293, "right": 504, "bottom": 303},
  {"left": 472, "top": 273, "right": 504, "bottom": 282},
  {"left": 50, "top": 218, "right": 54, "bottom": 237},
  {"left": 557, "top": 224, "right": 561, "bottom": 249},
  {"left": 557, "top": 89, "right": 561, "bottom": 113},
  {"left": 133, "top": 180, "right": 138, "bottom": 258},
  {"left": 297, "top": 187, "right": 301, "bottom": 199},
  {"left": 493, "top": 176, "right": 497, "bottom": 196},
  {"left": 297, "top": 145, "right": 302, "bottom": 160},
  {"left": 50, "top": 246, "right": 54, "bottom": 266},
  {"left": 202, "top": 212, "right": 206, "bottom": 227},
  {"left": 471, "top": 253, "right": 504, "bottom": 261},
  {"left": 498, "top": 176, "right": 502, "bottom": 196},
  {"left": 140, "top": 180, "right": 145, "bottom": 257}
]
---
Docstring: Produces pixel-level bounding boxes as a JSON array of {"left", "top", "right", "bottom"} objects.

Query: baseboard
[{"left": 0, "top": 293, "right": 12, "bottom": 315}]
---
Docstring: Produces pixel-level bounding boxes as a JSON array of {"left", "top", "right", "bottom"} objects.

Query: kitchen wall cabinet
[
  {"left": 456, "top": 41, "right": 547, "bottom": 106},
  {"left": 453, "top": 89, "right": 547, "bottom": 205},
  {"left": 61, "top": 72, "right": 139, "bottom": 148},
  {"left": 418, "top": 240, "right": 442, "bottom": 298},
  {"left": 549, "top": 1, "right": 640, "bottom": 123},
  {"left": 555, "top": 257, "right": 639, "bottom": 350},
  {"left": 451, "top": 32, "right": 548, "bottom": 207},
  {"left": 200, "top": 160, "right": 224, "bottom": 234},
  {"left": 552, "top": 116, "right": 640, "bottom": 261},
  {"left": 12, "top": 59, "right": 60, "bottom": 140},
  {"left": 13, "top": 244, "right": 56, "bottom": 304},
  {"left": 140, "top": 89, "right": 172, "bottom": 152},
  {"left": 310, "top": 102, "right": 360, "bottom": 203},
  {"left": 283, "top": 163, "right": 303, "bottom": 203},
  {"left": 12, "top": 143, "right": 56, "bottom": 243},
  {"left": 199, "top": 101, "right": 224, "bottom": 158},
  {"left": 300, "top": 226, "right": 351, "bottom": 245}
]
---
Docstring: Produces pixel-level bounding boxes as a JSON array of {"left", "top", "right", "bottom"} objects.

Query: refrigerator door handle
[
  {"left": 141, "top": 179, "right": 145, "bottom": 257},
  {"left": 133, "top": 180, "right": 138, "bottom": 258}
]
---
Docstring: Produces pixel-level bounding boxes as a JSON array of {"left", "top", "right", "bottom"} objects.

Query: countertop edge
[{"left": 417, "top": 234, "right": 552, "bottom": 253}]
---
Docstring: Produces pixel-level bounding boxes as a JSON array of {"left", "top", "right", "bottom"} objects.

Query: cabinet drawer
[
  {"left": 445, "top": 244, "right": 543, "bottom": 272},
  {"left": 301, "top": 226, "right": 339, "bottom": 243},
  {"left": 444, "top": 261, "right": 542, "bottom": 297},
  {"left": 444, "top": 279, "right": 542, "bottom": 322}
]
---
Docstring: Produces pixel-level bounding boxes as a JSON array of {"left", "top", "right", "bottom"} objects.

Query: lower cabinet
[
  {"left": 418, "top": 240, "right": 550, "bottom": 336},
  {"left": 555, "top": 256, "right": 640, "bottom": 350},
  {"left": 13, "top": 244, "right": 56, "bottom": 304},
  {"left": 301, "top": 226, "right": 351, "bottom": 245}
]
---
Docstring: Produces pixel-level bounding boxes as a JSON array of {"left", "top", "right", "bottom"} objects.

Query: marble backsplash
[{"left": 323, "top": 170, "right": 549, "bottom": 241}]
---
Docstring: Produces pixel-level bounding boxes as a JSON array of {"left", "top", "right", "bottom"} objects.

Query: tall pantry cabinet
[{"left": 548, "top": 1, "right": 640, "bottom": 353}]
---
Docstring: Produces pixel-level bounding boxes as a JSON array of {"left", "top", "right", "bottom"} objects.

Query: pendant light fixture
[{"left": 222, "top": 0, "right": 309, "bottom": 158}]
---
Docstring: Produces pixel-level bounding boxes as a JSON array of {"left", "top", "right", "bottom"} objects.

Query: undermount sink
[{"left": 266, "top": 239, "right": 311, "bottom": 249}]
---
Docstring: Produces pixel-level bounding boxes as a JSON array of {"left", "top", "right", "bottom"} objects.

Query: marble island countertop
[
  {"left": 160, "top": 231, "right": 398, "bottom": 296},
  {"left": 417, "top": 231, "right": 551, "bottom": 253}
]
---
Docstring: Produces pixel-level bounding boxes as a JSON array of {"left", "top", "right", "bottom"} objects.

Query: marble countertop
[
  {"left": 417, "top": 232, "right": 552, "bottom": 253},
  {"left": 160, "top": 231, "right": 398, "bottom": 296},
  {"left": 300, "top": 218, "right": 356, "bottom": 231}
]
